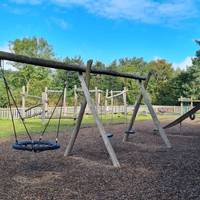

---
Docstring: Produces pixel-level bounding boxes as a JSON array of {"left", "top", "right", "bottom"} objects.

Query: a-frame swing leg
[
  {"left": 137, "top": 80, "right": 172, "bottom": 148},
  {"left": 64, "top": 62, "right": 120, "bottom": 167},
  {"left": 78, "top": 73, "right": 120, "bottom": 167},
  {"left": 64, "top": 60, "right": 93, "bottom": 156},
  {"left": 123, "top": 72, "right": 152, "bottom": 142}
]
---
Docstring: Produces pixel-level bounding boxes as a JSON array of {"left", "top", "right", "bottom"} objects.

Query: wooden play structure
[
  {"left": 163, "top": 97, "right": 200, "bottom": 129},
  {"left": 21, "top": 84, "right": 78, "bottom": 121},
  {"left": 105, "top": 87, "right": 127, "bottom": 115},
  {"left": 21, "top": 83, "right": 127, "bottom": 122},
  {"left": 0, "top": 51, "right": 171, "bottom": 167},
  {"left": 74, "top": 85, "right": 128, "bottom": 116},
  {"left": 21, "top": 86, "right": 48, "bottom": 123},
  {"left": 179, "top": 96, "right": 200, "bottom": 115}
]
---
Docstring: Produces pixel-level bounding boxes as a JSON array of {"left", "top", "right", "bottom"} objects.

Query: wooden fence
[{"left": 0, "top": 105, "right": 181, "bottom": 119}]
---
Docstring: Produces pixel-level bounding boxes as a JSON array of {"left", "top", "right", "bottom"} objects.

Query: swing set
[
  {"left": 0, "top": 51, "right": 171, "bottom": 167},
  {"left": 1, "top": 65, "right": 66, "bottom": 152}
]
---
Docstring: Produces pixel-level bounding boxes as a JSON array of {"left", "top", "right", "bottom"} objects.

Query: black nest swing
[
  {"left": 1, "top": 66, "right": 66, "bottom": 153},
  {"left": 12, "top": 140, "right": 60, "bottom": 152}
]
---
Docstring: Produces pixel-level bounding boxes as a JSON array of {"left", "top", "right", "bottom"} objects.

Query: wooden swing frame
[{"left": 0, "top": 51, "right": 171, "bottom": 168}]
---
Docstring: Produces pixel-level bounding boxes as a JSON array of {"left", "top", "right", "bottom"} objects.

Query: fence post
[
  {"left": 63, "top": 83, "right": 67, "bottom": 116},
  {"left": 123, "top": 87, "right": 127, "bottom": 116},
  {"left": 21, "top": 86, "right": 26, "bottom": 118},
  {"left": 105, "top": 89, "right": 108, "bottom": 114},
  {"left": 180, "top": 96, "right": 183, "bottom": 115},
  {"left": 73, "top": 85, "right": 78, "bottom": 118},
  {"left": 111, "top": 90, "right": 114, "bottom": 117},
  {"left": 42, "top": 90, "right": 48, "bottom": 124},
  {"left": 95, "top": 87, "right": 98, "bottom": 113}
]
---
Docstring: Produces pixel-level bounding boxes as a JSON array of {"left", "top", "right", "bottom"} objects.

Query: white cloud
[
  {"left": 9, "top": 0, "right": 199, "bottom": 25},
  {"left": 172, "top": 57, "right": 193, "bottom": 70},
  {"left": 50, "top": 17, "right": 68, "bottom": 30},
  {"left": 50, "top": 0, "right": 199, "bottom": 24},
  {"left": 153, "top": 56, "right": 163, "bottom": 61}
]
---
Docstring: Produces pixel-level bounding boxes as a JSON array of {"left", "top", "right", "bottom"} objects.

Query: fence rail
[{"left": 0, "top": 105, "right": 181, "bottom": 119}]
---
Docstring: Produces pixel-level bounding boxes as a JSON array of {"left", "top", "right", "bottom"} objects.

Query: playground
[
  {"left": 1, "top": 51, "right": 200, "bottom": 200},
  {"left": 0, "top": 119, "right": 200, "bottom": 200}
]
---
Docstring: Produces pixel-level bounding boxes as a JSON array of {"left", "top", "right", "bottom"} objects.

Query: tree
[
  {"left": 9, "top": 37, "right": 54, "bottom": 95},
  {"left": 52, "top": 56, "right": 84, "bottom": 105},
  {"left": 147, "top": 59, "right": 174, "bottom": 104},
  {"left": 177, "top": 40, "right": 200, "bottom": 100},
  {"left": 154, "top": 40, "right": 200, "bottom": 105},
  {"left": 157, "top": 70, "right": 189, "bottom": 105},
  {"left": 0, "top": 70, "right": 22, "bottom": 107},
  {"left": 53, "top": 56, "right": 84, "bottom": 89},
  {"left": 118, "top": 57, "right": 148, "bottom": 104}
]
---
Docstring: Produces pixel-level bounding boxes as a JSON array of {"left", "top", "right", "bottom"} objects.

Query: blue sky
[{"left": 0, "top": 0, "right": 200, "bottom": 69}]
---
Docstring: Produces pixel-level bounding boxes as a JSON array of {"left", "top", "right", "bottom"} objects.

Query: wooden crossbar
[
  {"left": 0, "top": 51, "right": 146, "bottom": 81},
  {"left": 25, "top": 103, "right": 42, "bottom": 112}
]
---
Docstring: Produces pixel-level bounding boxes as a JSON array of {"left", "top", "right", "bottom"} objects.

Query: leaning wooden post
[
  {"left": 21, "top": 86, "right": 26, "bottom": 118},
  {"left": 78, "top": 73, "right": 120, "bottom": 167},
  {"left": 123, "top": 72, "right": 152, "bottom": 142},
  {"left": 64, "top": 60, "right": 93, "bottom": 157},
  {"left": 137, "top": 80, "right": 171, "bottom": 148}
]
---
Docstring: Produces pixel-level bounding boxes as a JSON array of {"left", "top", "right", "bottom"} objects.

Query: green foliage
[
  {"left": 6, "top": 37, "right": 54, "bottom": 106},
  {"left": 147, "top": 59, "right": 174, "bottom": 104},
  {"left": 9, "top": 37, "right": 54, "bottom": 92},
  {"left": 1, "top": 36, "right": 200, "bottom": 108}
]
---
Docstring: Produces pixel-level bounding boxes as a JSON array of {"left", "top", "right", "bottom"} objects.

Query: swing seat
[
  {"left": 106, "top": 133, "right": 113, "bottom": 138},
  {"left": 12, "top": 140, "right": 60, "bottom": 152},
  {"left": 125, "top": 129, "right": 135, "bottom": 135}
]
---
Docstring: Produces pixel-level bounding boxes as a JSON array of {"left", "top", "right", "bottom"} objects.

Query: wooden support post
[
  {"left": 41, "top": 90, "right": 48, "bottom": 124},
  {"left": 180, "top": 96, "right": 183, "bottom": 115},
  {"left": 123, "top": 72, "right": 151, "bottom": 142},
  {"left": 137, "top": 80, "right": 171, "bottom": 148},
  {"left": 74, "top": 85, "right": 78, "bottom": 118},
  {"left": 105, "top": 89, "right": 108, "bottom": 113},
  {"left": 78, "top": 73, "right": 120, "bottom": 167},
  {"left": 123, "top": 87, "right": 127, "bottom": 116},
  {"left": 98, "top": 91, "right": 101, "bottom": 107},
  {"left": 190, "top": 97, "right": 193, "bottom": 109},
  {"left": 95, "top": 87, "right": 98, "bottom": 113},
  {"left": 111, "top": 90, "right": 114, "bottom": 117},
  {"left": 22, "top": 86, "right": 26, "bottom": 118},
  {"left": 44, "top": 87, "right": 48, "bottom": 122},
  {"left": 98, "top": 91, "right": 101, "bottom": 115},
  {"left": 64, "top": 60, "right": 93, "bottom": 157},
  {"left": 63, "top": 83, "right": 67, "bottom": 116}
]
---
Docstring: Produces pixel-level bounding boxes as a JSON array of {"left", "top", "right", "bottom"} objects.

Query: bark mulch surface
[{"left": 0, "top": 119, "right": 200, "bottom": 200}]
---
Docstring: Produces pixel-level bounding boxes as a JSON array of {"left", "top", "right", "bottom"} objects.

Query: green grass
[{"left": 0, "top": 113, "right": 177, "bottom": 138}]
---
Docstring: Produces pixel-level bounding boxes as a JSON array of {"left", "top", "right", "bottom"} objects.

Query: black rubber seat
[
  {"left": 12, "top": 140, "right": 60, "bottom": 152},
  {"left": 106, "top": 133, "right": 113, "bottom": 138},
  {"left": 125, "top": 129, "right": 135, "bottom": 135}
]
